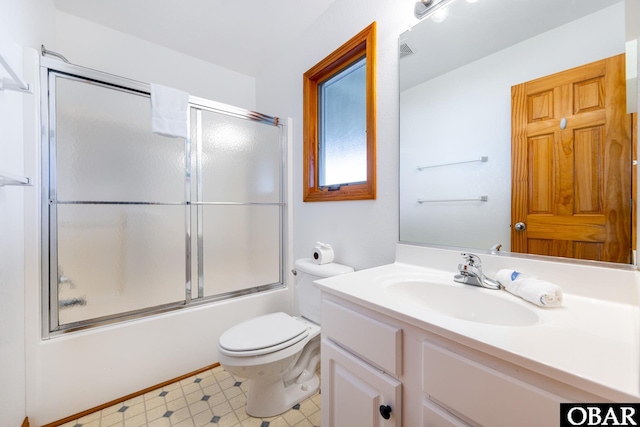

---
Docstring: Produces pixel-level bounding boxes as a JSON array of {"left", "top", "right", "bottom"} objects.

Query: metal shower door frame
[{"left": 40, "top": 58, "right": 286, "bottom": 338}]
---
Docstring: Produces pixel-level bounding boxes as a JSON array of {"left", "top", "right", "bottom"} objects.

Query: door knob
[
  {"left": 514, "top": 222, "right": 526, "bottom": 231},
  {"left": 379, "top": 405, "right": 392, "bottom": 420}
]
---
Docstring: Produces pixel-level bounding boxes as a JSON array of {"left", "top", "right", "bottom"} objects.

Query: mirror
[{"left": 399, "top": 0, "right": 638, "bottom": 264}]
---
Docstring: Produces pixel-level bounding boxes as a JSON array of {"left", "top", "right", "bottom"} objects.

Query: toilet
[{"left": 217, "top": 258, "right": 354, "bottom": 417}]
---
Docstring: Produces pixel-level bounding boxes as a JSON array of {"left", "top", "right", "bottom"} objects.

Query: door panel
[
  {"left": 574, "top": 126, "right": 603, "bottom": 214},
  {"left": 322, "top": 338, "right": 401, "bottom": 427},
  {"left": 528, "top": 134, "right": 553, "bottom": 213},
  {"left": 511, "top": 54, "right": 631, "bottom": 263}
]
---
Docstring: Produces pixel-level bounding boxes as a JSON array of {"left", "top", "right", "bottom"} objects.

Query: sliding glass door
[
  {"left": 42, "top": 61, "right": 284, "bottom": 336},
  {"left": 195, "top": 110, "right": 282, "bottom": 298}
]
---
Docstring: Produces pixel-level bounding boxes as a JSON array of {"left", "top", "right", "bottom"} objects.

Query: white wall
[
  {"left": 55, "top": 11, "right": 257, "bottom": 111},
  {"left": 400, "top": 4, "right": 624, "bottom": 251},
  {"left": 0, "top": 1, "right": 55, "bottom": 426},
  {"left": 256, "top": 0, "right": 418, "bottom": 270},
  {"left": 0, "top": 25, "right": 27, "bottom": 427}
]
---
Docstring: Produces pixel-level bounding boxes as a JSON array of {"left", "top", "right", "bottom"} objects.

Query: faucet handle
[{"left": 460, "top": 252, "right": 482, "bottom": 267}]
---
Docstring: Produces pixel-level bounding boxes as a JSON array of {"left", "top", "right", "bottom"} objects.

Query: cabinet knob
[{"left": 379, "top": 405, "right": 392, "bottom": 420}]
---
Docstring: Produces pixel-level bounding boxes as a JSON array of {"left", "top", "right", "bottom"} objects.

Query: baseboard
[
  {"left": 22, "top": 417, "right": 29, "bottom": 427},
  {"left": 41, "top": 362, "right": 220, "bottom": 427}
]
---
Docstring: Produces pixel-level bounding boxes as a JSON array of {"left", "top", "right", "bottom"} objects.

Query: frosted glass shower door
[
  {"left": 50, "top": 75, "right": 188, "bottom": 327},
  {"left": 197, "top": 109, "right": 282, "bottom": 297},
  {"left": 43, "top": 59, "right": 286, "bottom": 335}
]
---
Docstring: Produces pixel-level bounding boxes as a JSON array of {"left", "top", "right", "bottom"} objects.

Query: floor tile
[{"left": 60, "top": 367, "right": 322, "bottom": 427}]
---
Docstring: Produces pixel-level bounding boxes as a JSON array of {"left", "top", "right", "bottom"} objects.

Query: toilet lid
[{"left": 219, "top": 312, "right": 309, "bottom": 354}]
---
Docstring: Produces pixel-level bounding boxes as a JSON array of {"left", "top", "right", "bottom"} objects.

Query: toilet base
[{"left": 245, "top": 372, "right": 320, "bottom": 418}]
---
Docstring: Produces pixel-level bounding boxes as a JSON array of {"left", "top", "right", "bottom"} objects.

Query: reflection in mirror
[{"left": 399, "top": 0, "right": 638, "bottom": 265}]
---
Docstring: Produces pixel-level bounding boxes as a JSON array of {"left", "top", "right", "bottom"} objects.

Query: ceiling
[
  {"left": 54, "top": 0, "right": 339, "bottom": 77},
  {"left": 399, "top": 0, "right": 623, "bottom": 91}
]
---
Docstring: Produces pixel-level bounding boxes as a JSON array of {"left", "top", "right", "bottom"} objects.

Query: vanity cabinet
[
  {"left": 321, "top": 295, "right": 610, "bottom": 427},
  {"left": 321, "top": 299, "right": 403, "bottom": 426}
]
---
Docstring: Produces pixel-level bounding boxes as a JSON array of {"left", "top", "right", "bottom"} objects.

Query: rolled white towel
[{"left": 495, "top": 269, "right": 563, "bottom": 308}]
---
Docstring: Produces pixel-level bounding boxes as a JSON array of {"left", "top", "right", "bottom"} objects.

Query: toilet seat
[{"left": 218, "top": 312, "right": 309, "bottom": 357}]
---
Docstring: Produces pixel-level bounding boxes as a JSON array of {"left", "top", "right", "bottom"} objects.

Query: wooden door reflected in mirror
[{"left": 511, "top": 54, "right": 633, "bottom": 263}]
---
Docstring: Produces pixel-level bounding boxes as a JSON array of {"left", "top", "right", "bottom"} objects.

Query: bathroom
[{"left": 1, "top": 0, "right": 638, "bottom": 426}]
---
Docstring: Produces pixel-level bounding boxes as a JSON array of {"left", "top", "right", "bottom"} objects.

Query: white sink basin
[{"left": 382, "top": 278, "right": 540, "bottom": 327}]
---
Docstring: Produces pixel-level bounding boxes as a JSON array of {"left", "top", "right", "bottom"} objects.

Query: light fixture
[
  {"left": 414, "top": 0, "right": 455, "bottom": 21},
  {"left": 430, "top": 6, "right": 449, "bottom": 22}
]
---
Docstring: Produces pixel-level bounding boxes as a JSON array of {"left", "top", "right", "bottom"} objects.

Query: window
[{"left": 303, "top": 22, "right": 377, "bottom": 201}]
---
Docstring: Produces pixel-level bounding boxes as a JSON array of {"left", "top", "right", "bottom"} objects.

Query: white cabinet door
[
  {"left": 322, "top": 338, "right": 402, "bottom": 427},
  {"left": 422, "top": 399, "right": 471, "bottom": 427},
  {"left": 423, "top": 341, "right": 565, "bottom": 427}
]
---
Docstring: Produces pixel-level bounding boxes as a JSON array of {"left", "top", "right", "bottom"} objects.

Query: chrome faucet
[{"left": 454, "top": 253, "right": 501, "bottom": 290}]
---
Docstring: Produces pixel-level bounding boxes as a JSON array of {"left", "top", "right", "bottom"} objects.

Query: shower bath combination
[{"left": 40, "top": 53, "right": 287, "bottom": 337}]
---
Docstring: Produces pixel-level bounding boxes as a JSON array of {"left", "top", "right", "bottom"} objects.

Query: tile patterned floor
[{"left": 60, "top": 366, "right": 321, "bottom": 427}]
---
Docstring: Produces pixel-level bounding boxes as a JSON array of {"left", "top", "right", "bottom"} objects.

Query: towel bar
[
  {"left": 417, "top": 156, "right": 488, "bottom": 170},
  {"left": 418, "top": 195, "right": 488, "bottom": 203},
  {"left": 0, "top": 52, "right": 32, "bottom": 94},
  {"left": 0, "top": 170, "right": 31, "bottom": 187}
]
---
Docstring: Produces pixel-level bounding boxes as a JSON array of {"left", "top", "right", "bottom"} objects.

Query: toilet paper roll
[{"left": 312, "top": 242, "right": 334, "bottom": 265}]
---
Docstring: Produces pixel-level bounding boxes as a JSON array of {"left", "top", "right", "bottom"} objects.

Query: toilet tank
[{"left": 294, "top": 258, "right": 354, "bottom": 324}]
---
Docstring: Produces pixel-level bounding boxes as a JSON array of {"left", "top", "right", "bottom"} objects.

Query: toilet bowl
[{"left": 217, "top": 258, "right": 354, "bottom": 417}]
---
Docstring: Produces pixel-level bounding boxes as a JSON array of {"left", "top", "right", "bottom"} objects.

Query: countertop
[{"left": 315, "top": 247, "right": 640, "bottom": 402}]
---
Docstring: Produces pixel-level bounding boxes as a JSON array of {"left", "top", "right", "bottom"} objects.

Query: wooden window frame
[{"left": 303, "top": 22, "right": 377, "bottom": 202}]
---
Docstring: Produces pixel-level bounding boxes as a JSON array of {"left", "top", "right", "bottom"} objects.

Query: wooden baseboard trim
[
  {"left": 42, "top": 362, "right": 220, "bottom": 427},
  {"left": 22, "top": 417, "right": 29, "bottom": 427}
]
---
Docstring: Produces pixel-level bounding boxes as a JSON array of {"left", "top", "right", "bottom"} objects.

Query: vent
[{"left": 399, "top": 42, "right": 414, "bottom": 58}]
